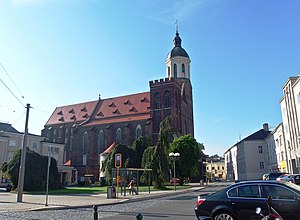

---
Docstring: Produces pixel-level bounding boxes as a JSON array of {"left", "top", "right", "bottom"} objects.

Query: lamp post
[
  {"left": 45, "top": 145, "right": 52, "bottom": 206},
  {"left": 169, "top": 152, "right": 180, "bottom": 191}
]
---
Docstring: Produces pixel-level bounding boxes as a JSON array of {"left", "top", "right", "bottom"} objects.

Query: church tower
[{"left": 149, "top": 28, "right": 194, "bottom": 144}]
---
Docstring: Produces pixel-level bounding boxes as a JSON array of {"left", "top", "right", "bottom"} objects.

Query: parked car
[
  {"left": 275, "top": 173, "right": 289, "bottom": 181},
  {"left": 265, "top": 172, "right": 286, "bottom": 180},
  {"left": 0, "top": 178, "right": 12, "bottom": 192},
  {"left": 279, "top": 174, "right": 296, "bottom": 182},
  {"left": 170, "top": 178, "right": 180, "bottom": 184},
  {"left": 290, "top": 174, "right": 300, "bottom": 185},
  {"left": 194, "top": 180, "right": 300, "bottom": 220}
]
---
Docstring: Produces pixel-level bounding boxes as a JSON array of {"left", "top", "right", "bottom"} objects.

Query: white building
[
  {"left": 280, "top": 76, "right": 300, "bottom": 174},
  {"left": 0, "top": 122, "right": 73, "bottom": 185},
  {"left": 225, "top": 124, "right": 270, "bottom": 181}
]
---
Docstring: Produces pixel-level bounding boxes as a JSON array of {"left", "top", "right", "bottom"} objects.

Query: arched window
[
  {"left": 136, "top": 124, "right": 142, "bottom": 139},
  {"left": 53, "top": 129, "right": 57, "bottom": 142},
  {"left": 82, "top": 131, "right": 88, "bottom": 165},
  {"left": 155, "top": 93, "right": 161, "bottom": 109},
  {"left": 116, "top": 128, "right": 122, "bottom": 143},
  {"left": 168, "top": 66, "right": 171, "bottom": 78},
  {"left": 174, "top": 63, "right": 177, "bottom": 78},
  {"left": 65, "top": 128, "right": 68, "bottom": 144},
  {"left": 165, "top": 92, "right": 171, "bottom": 108},
  {"left": 98, "top": 130, "right": 105, "bottom": 154},
  {"left": 181, "top": 63, "right": 185, "bottom": 73}
]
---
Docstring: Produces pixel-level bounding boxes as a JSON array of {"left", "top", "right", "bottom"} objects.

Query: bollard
[
  {"left": 93, "top": 205, "right": 98, "bottom": 220},
  {"left": 136, "top": 213, "right": 143, "bottom": 220}
]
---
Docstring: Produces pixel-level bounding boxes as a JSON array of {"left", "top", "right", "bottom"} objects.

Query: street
[{"left": 0, "top": 183, "right": 229, "bottom": 220}]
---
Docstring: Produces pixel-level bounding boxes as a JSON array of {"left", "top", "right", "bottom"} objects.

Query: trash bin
[{"left": 107, "top": 186, "right": 116, "bottom": 199}]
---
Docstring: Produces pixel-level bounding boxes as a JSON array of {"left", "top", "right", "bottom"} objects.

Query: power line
[
  {"left": 0, "top": 62, "right": 24, "bottom": 98},
  {"left": 0, "top": 63, "right": 24, "bottom": 107}
]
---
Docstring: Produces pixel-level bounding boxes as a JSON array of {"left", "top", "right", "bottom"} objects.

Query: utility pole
[{"left": 17, "top": 103, "right": 30, "bottom": 202}]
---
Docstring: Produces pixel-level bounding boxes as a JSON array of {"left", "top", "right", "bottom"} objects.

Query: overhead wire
[{"left": 0, "top": 62, "right": 25, "bottom": 107}]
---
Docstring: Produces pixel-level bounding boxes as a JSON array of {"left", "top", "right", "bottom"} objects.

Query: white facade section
[{"left": 280, "top": 76, "right": 300, "bottom": 173}]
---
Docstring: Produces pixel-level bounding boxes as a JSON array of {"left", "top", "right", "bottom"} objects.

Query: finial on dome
[{"left": 175, "top": 20, "right": 179, "bottom": 34}]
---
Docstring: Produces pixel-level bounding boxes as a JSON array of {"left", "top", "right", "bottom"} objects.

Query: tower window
[
  {"left": 174, "top": 63, "right": 177, "bottom": 78},
  {"left": 155, "top": 93, "right": 161, "bottom": 109},
  {"left": 165, "top": 92, "right": 171, "bottom": 108},
  {"left": 181, "top": 63, "right": 185, "bottom": 73},
  {"left": 168, "top": 66, "right": 171, "bottom": 78}
]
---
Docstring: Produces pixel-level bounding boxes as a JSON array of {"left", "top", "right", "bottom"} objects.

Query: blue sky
[{"left": 0, "top": 0, "right": 299, "bottom": 156}]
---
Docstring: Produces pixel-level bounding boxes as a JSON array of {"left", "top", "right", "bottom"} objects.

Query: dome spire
[{"left": 173, "top": 20, "right": 182, "bottom": 47}]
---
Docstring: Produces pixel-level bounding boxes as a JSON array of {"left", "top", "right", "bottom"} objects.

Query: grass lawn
[{"left": 25, "top": 184, "right": 191, "bottom": 195}]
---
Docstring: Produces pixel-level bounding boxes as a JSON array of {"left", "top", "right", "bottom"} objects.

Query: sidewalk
[{"left": 0, "top": 184, "right": 205, "bottom": 212}]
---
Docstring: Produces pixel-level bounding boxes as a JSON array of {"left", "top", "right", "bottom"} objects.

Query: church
[{"left": 42, "top": 30, "right": 194, "bottom": 182}]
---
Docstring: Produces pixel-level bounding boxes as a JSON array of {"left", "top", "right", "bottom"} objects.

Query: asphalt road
[{"left": 0, "top": 183, "right": 229, "bottom": 220}]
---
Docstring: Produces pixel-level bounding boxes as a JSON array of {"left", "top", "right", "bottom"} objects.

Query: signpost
[{"left": 114, "top": 153, "right": 122, "bottom": 197}]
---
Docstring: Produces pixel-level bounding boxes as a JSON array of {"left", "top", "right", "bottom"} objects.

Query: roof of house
[
  {"left": 242, "top": 129, "right": 271, "bottom": 141},
  {"left": 0, "top": 122, "right": 19, "bottom": 133},
  {"left": 45, "top": 92, "right": 151, "bottom": 126}
]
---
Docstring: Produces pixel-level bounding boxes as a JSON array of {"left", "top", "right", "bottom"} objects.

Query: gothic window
[
  {"left": 181, "top": 63, "right": 185, "bottom": 73},
  {"left": 53, "top": 129, "right": 57, "bottom": 142},
  {"left": 174, "top": 63, "right": 177, "bottom": 78},
  {"left": 116, "top": 128, "right": 122, "bottom": 143},
  {"left": 165, "top": 92, "right": 171, "bottom": 108},
  {"left": 98, "top": 130, "right": 105, "bottom": 154},
  {"left": 155, "top": 93, "right": 161, "bottom": 109},
  {"left": 82, "top": 131, "right": 88, "bottom": 165},
  {"left": 65, "top": 128, "right": 68, "bottom": 144},
  {"left": 136, "top": 124, "right": 142, "bottom": 139}
]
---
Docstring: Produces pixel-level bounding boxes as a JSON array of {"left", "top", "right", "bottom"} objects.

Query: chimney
[{"left": 263, "top": 123, "right": 269, "bottom": 131}]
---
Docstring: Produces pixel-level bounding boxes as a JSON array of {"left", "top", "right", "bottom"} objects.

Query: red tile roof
[
  {"left": 102, "top": 142, "right": 116, "bottom": 154},
  {"left": 45, "top": 92, "right": 150, "bottom": 126}
]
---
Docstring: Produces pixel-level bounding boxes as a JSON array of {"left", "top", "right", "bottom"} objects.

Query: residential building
[
  {"left": 205, "top": 157, "right": 226, "bottom": 180},
  {"left": 280, "top": 76, "right": 300, "bottom": 173},
  {"left": 225, "top": 123, "right": 270, "bottom": 181},
  {"left": 0, "top": 122, "right": 72, "bottom": 185},
  {"left": 42, "top": 30, "right": 195, "bottom": 181}
]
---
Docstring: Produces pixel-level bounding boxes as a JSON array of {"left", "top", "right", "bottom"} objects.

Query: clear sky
[{"left": 0, "top": 0, "right": 299, "bottom": 156}]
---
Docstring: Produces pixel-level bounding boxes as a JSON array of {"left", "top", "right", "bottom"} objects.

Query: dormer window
[
  {"left": 57, "top": 111, "right": 63, "bottom": 115},
  {"left": 69, "top": 109, "right": 75, "bottom": 114},
  {"left": 81, "top": 107, "right": 87, "bottom": 112}
]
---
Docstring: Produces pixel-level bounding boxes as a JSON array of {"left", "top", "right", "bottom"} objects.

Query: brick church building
[{"left": 42, "top": 30, "right": 194, "bottom": 181}]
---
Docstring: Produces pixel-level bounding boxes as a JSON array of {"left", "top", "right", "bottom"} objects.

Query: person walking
[{"left": 128, "top": 179, "right": 138, "bottom": 195}]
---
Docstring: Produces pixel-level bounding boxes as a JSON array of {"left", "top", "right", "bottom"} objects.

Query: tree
[
  {"left": 169, "top": 135, "right": 201, "bottom": 181},
  {"left": 141, "top": 116, "right": 178, "bottom": 189},
  {"left": 3, "top": 148, "right": 63, "bottom": 191}
]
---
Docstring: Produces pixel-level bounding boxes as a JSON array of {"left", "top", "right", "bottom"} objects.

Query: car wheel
[{"left": 214, "top": 212, "right": 235, "bottom": 220}]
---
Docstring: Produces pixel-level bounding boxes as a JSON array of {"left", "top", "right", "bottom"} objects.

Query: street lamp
[
  {"left": 45, "top": 146, "right": 52, "bottom": 206},
  {"left": 169, "top": 152, "right": 180, "bottom": 191}
]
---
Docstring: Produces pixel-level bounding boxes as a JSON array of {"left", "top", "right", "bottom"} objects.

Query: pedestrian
[{"left": 128, "top": 179, "right": 138, "bottom": 195}]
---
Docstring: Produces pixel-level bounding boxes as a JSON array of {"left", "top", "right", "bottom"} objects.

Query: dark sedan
[{"left": 194, "top": 180, "right": 300, "bottom": 220}]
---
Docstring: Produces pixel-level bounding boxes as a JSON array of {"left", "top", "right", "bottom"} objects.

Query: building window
[
  {"left": 32, "top": 142, "right": 38, "bottom": 149},
  {"left": 9, "top": 140, "right": 16, "bottom": 147},
  {"left": 174, "top": 63, "right": 177, "bottom": 78},
  {"left": 136, "top": 125, "right": 142, "bottom": 139},
  {"left": 82, "top": 132, "right": 88, "bottom": 165},
  {"left": 165, "top": 92, "right": 171, "bottom": 108},
  {"left": 168, "top": 66, "right": 171, "bottom": 78},
  {"left": 65, "top": 128, "right": 69, "bottom": 144},
  {"left": 259, "top": 162, "right": 264, "bottom": 170},
  {"left": 116, "top": 128, "right": 122, "bottom": 143},
  {"left": 181, "top": 63, "right": 185, "bottom": 73},
  {"left": 98, "top": 130, "right": 105, "bottom": 154},
  {"left": 155, "top": 93, "right": 161, "bottom": 109},
  {"left": 258, "top": 146, "right": 263, "bottom": 154},
  {"left": 53, "top": 129, "right": 57, "bottom": 142}
]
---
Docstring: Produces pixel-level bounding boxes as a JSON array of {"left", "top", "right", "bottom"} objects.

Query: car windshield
[{"left": 284, "top": 182, "right": 300, "bottom": 192}]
